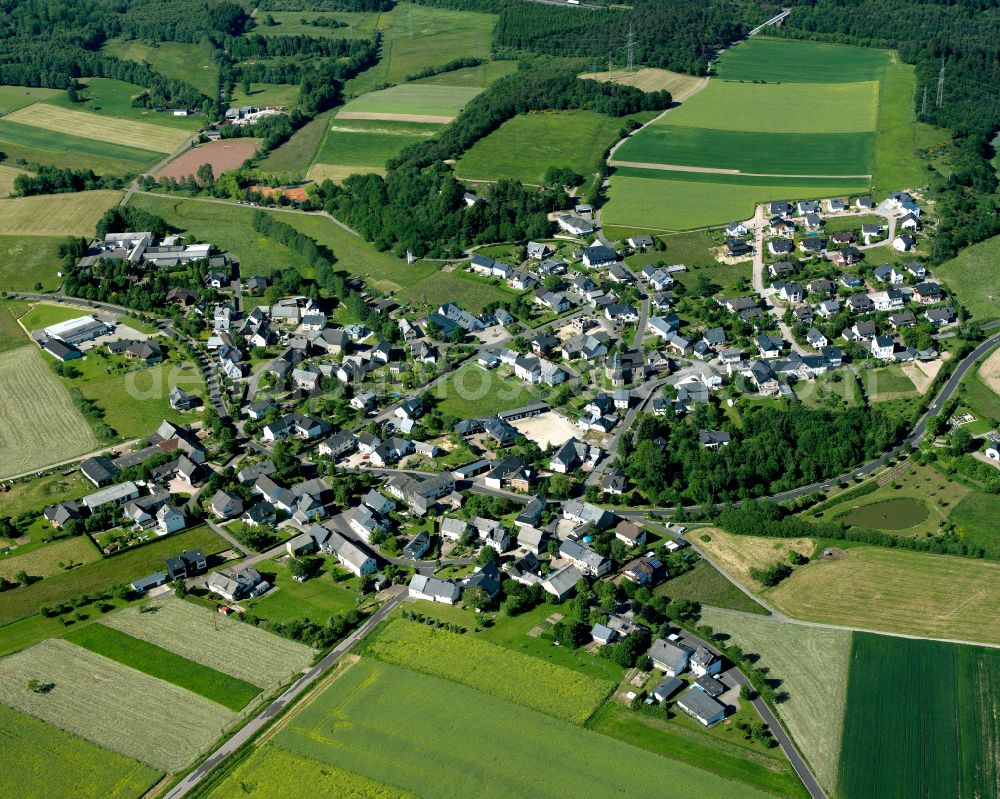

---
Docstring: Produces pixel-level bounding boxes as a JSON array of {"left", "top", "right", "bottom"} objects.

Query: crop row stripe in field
[
  {"left": 4, "top": 103, "right": 190, "bottom": 153},
  {"left": 336, "top": 111, "right": 456, "bottom": 124},
  {"left": 609, "top": 159, "right": 872, "bottom": 179}
]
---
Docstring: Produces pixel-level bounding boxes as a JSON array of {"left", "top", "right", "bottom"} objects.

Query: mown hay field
[
  {"left": 0, "top": 235, "right": 66, "bottom": 292},
  {"left": 0, "top": 703, "right": 161, "bottom": 799},
  {"left": 0, "top": 85, "right": 62, "bottom": 115},
  {"left": 0, "top": 638, "right": 235, "bottom": 771},
  {"left": 45, "top": 78, "right": 202, "bottom": 130},
  {"left": 0, "top": 118, "right": 160, "bottom": 174},
  {"left": 839, "top": 633, "right": 1000, "bottom": 799},
  {"left": 0, "top": 162, "right": 28, "bottom": 196},
  {"left": 767, "top": 547, "right": 1000, "bottom": 644},
  {"left": 104, "top": 597, "right": 313, "bottom": 689},
  {"left": 0, "top": 536, "right": 101, "bottom": 582},
  {"left": 362, "top": 618, "right": 615, "bottom": 724},
  {"left": 0, "top": 190, "right": 123, "bottom": 237},
  {"left": 580, "top": 67, "right": 705, "bottom": 98},
  {"left": 204, "top": 745, "right": 416, "bottom": 799},
  {"left": 695, "top": 528, "right": 814, "bottom": 590},
  {"left": 5, "top": 103, "right": 190, "bottom": 153},
  {"left": 0, "top": 346, "right": 96, "bottom": 479},
  {"left": 274, "top": 657, "right": 779, "bottom": 799},
  {"left": 700, "top": 607, "right": 852, "bottom": 795},
  {"left": 65, "top": 624, "right": 260, "bottom": 711},
  {"left": 715, "top": 37, "right": 891, "bottom": 84}
]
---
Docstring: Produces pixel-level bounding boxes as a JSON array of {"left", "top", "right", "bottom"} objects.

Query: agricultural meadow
[
  {"left": 0, "top": 704, "right": 161, "bottom": 799},
  {"left": 699, "top": 608, "right": 852, "bottom": 795},
  {"left": 838, "top": 634, "right": 1000, "bottom": 799},
  {"left": 0, "top": 235, "right": 67, "bottom": 291},
  {"left": 432, "top": 363, "right": 541, "bottom": 419},
  {"left": 103, "top": 39, "right": 218, "bottom": 97},
  {"left": 104, "top": 597, "right": 313, "bottom": 688},
  {"left": 338, "top": 83, "right": 482, "bottom": 121},
  {"left": 0, "top": 190, "right": 123, "bottom": 237},
  {"left": 0, "top": 345, "right": 97, "bottom": 478},
  {"left": 604, "top": 37, "right": 929, "bottom": 229},
  {"left": 937, "top": 233, "right": 1000, "bottom": 321},
  {"left": 264, "top": 656, "right": 779, "bottom": 799},
  {"left": 46, "top": 78, "right": 203, "bottom": 130}
]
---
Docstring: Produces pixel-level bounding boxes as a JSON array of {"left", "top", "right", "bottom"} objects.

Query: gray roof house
[
  {"left": 648, "top": 638, "right": 693, "bottom": 675},
  {"left": 677, "top": 686, "right": 726, "bottom": 727}
]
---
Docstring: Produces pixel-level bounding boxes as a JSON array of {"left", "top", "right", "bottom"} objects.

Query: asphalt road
[{"left": 163, "top": 591, "right": 405, "bottom": 799}]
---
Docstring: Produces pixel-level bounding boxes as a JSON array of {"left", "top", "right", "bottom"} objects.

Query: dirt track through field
[
  {"left": 608, "top": 158, "right": 873, "bottom": 179},
  {"left": 978, "top": 347, "right": 1000, "bottom": 395},
  {"left": 337, "top": 111, "right": 454, "bottom": 124}
]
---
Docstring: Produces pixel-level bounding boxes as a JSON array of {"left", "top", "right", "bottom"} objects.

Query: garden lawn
[
  {"left": 603, "top": 169, "right": 868, "bottom": 230},
  {"left": 937, "top": 233, "right": 1000, "bottom": 322},
  {"left": 839, "top": 633, "right": 1000, "bottom": 799},
  {"left": 587, "top": 703, "right": 808, "bottom": 799},
  {"left": 397, "top": 267, "right": 517, "bottom": 311},
  {"left": 65, "top": 624, "right": 259, "bottom": 711},
  {"left": 0, "top": 526, "right": 226, "bottom": 626},
  {"left": 654, "top": 79, "right": 878, "bottom": 135},
  {"left": 0, "top": 85, "right": 62, "bottom": 114},
  {"left": 0, "top": 191, "right": 123, "bottom": 237},
  {"left": 104, "top": 597, "right": 313, "bottom": 689},
  {"left": 714, "top": 37, "right": 891, "bottom": 84},
  {"left": 339, "top": 84, "right": 482, "bottom": 120},
  {"left": 457, "top": 110, "right": 652, "bottom": 185},
  {"left": 272, "top": 656, "right": 780, "bottom": 799},
  {"left": 0, "top": 346, "right": 95, "bottom": 479},
  {"left": 0, "top": 638, "right": 235, "bottom": 772},
  {"left": 203, "top": 746, "right": 414, "bottom": 799},
  {"left": 767, "top": 546, "right": 1000, "bottom": 644},
  {"left": 103, "top": 40, "right": 218, "bottom": 97},
  {"left": 614, "top": 127, "right": 874, "bottom": 176},
  {"left": 0, "top": 470, "right": 89, "bottom": 518},
  {"left": 432, "top": 363, "right": 540, "bottom": 419},
  {"left": 244, "top": 557, "right": 358, "bottom": 624},
  {"left": 656, "top": 559, "right": 768, "bottom": 614},
  {"left": 0, "top": 537, "right": 100, "bottom": 582},
  {"left": 362, "top": 618, "right": 615, "bottom": 723},
  {"left": 45, "top": 78, "right": 201, "bottom": 131},
  {"left": 0, "top": 704, "right": 161, "bottom": 799},
  {"left": 0, "top": 235, "right": 66, "bottom": 292},
  {"left": 19, "top": 302, "right": 88, "bottom": 331},
  {"left": 866, "top": 363, "right": 917, "bottom": 400},
  {"left": 699, "top": 607, "right": 852, "bottom": 795}
]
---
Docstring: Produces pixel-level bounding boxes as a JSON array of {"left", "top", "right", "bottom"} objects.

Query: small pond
[{"left": 842, "top": 497, "right": 929, "bottom": 530}]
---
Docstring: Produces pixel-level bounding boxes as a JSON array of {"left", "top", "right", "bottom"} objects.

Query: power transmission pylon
[
  {"left": 936, "top": 64, "right": 945, "bottom": 108},
  {"left": 626, "top": 21, "right": 636, "bottom": 72},
  {"left": 921, "top": 86, "right": 927, "bottom": 116}
]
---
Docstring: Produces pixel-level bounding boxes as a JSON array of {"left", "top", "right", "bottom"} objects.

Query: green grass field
[
  {"left": 0, "top": 346, "right": 96, "bottom": 479},
  {"left": 0, "top": 190, "right": 124, "bottom": 237},
  {"left": 104, "top": 597, "right": 313, "bottom": 688},
  {"left": 603, "top": 168, "right": 868, "bottom": 230},
  {"left": 19, "top": 303, "right": 88, "bottom": 331},
  {"left": 657, "top": 559, "right": 769, "bottom": 614},
  {"left": 362, "top": 618, "right": 615, "bottom": 724},
  {"left": 0, "top": 526, "right": 226, "bottom": 626},
  {"left": 588, "top": 702, "right": 808, "bottom": 799},
  {"left": 659, "top": 79, "right": 878, "bottom": 134},
  {"left": 46, "top": 78, "right": 201, "bottom": 131},
  {"left": 0, "top": 235, "right": 65, "bottom": 292},
  {"left": 0, "top": 470, "right": 88, "bottom": 518},
  {"left": 229, "top": 82, "right": 300, "bottom": 109},
  {"left": 344, "top": 3, "right": 499, "bottom": 95},
  {"left": 415, "top": 60, "right": 518, "bottom": 89},
  {"left": 0, "top": 638, "right": 235, "bottom": 772},
  {"left": 65, "top": 624, "right": 259, "bottom": 711},
  {"left": 715, "top": 37, "right": 891, "bottom": 83},
  {"left": 244, "top": 556, "right": 358, "bottom": 624},
  {"left": 614, "top": 128, "right": 875, "bottom": 176},
  {"left": 258, "top": 112, "right": 331, "bottom": 174},
  {"left": 457, "top": 110, "right": 650, "bottom": 184},
  {"left": 203, "top": 745, "right": 415, "bottom": 799},
  {"left": 950, "top": 491, "right": 1000, "bottom": 559},
  {"left": 0, "top": 704, "right": 161, "bottom": 799},
  {"left": 0, "top": 118, "right": 161, "bottom": 174},
  {"left": 839, "top": 634, "right": 1000, "bottom": 799},
  {"left": 0, "top": 85, "right": 62, "bottom": 114},
  {"left": 398, "top": 267, "right": 516, "bottom": 311},
  {"left": 937, "top": 233, "right": 1000, "bottom": 321},
  {"left": 0, "top": 299, "right": 29, "bottom": 353},
  {"left": 271, "top": 657, "right": 781, "bottom": 799},
  {"left": 432, "top": 363, "right": 540, "bottom": 419},
  {"left": 314, "top": 124, "right": 438, "bottom": 168},
  {"left": 339, "top": 83, "right": 482, "bottom": 119},
  {"left": 103, "top": 39, "right": 218, "bottom": 97},
  {"left": 699, "top": 608, "right": 853, "bottom": 795}
]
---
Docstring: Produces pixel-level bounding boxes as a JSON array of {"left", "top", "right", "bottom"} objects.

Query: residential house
[
  {"left": 210, "top": 490, "right": 243, "bottom": 520},
  {"left": 872, "top": 335, "right": 896, "bottom": 360},
  {"left": 677, "top": 687, "right": 726, "bottom": 727},
  {"left": 541, "top": 564, "right": 582, "bottom": 601},
  {"left": 559, "top": 539, "right": 610, "bottom": 577},
  {"left": 408, "top": 574, "right": 461, "bottom": 604},
  {"left": 624, "top": 556, "right": 664, "bottom": 586},
  {"left": 648, "top": 639, "right": 693, "bottom": 675},
  {"left": 614, "top": 521, "right": 646, "bottom": 547},
  {"left": 690, "top": 645, "right": 722, "bottom": 677}
]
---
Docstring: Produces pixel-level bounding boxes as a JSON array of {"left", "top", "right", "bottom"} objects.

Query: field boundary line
[
  {"left": 337, "top": 111, "right": 454, "bottom": 124},
  {"left": 608, "top": 159, "right": 873, "bottom": 179},
  {"left": 607, "top": 76, "right": 709, "bottom": 161}
]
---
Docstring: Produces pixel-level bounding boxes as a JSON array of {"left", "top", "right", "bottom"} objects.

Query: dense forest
[
  {"left": 777, "top": 0, "right": 1000, "bottom": 262},
  {"left": 619, "top": 405, "right": 905, "bottom": 505},
  {"left": 493, "top": 0, "right": 779, "bottom": 75},
  {"left": 310, "top": 65, "right": 671, "bottom": 256}
]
